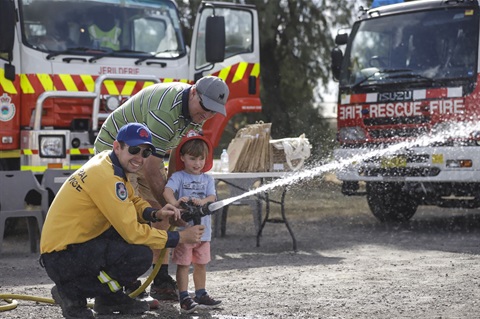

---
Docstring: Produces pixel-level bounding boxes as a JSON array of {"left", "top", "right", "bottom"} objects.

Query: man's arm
[
  {"left": 142, "top": 155, "right": 168, "bottom": 206},
  {"left": 167, "top": 148, "right": 177, "bottom": 179}
]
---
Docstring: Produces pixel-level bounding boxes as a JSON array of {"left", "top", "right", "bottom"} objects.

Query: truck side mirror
[
  {"left": 205, "top": 15, "right": 226, "bottom": 63},
  {"left": 0, "top": 0, "right": 16, "bottom": 54},
  {"left": 0, "top": 0, "right": 17, "bottom": 81},
  {"left": 335, "top": 33, "right": 348, "bottom": 46},
  {"left": 331, "top": 47, "right": 344, "bottom": 81}
]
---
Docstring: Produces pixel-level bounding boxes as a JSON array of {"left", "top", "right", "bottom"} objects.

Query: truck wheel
[{"left": 366, "top": 182, "right": 418, "bottom": 222}]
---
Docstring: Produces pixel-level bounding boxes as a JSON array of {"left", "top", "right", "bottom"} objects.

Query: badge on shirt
[{"left": 116, "top": 182, "right": 128, "bottom": 201}]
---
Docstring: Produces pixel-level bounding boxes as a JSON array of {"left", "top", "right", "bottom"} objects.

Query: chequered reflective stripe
[
  {"left": 0, "top": 69, "right": 17, "bottom": 93},
  {"left": 21, "top": 149, "right": 38, "bottom": 155},
  {"left": 69, "top": 148, "right": 95, "bottom": 155},
  {"left": 97, "top": 270, "right": 122, "bottom": 292},
  {"left": 20, "top": 74, "right": 35, "bottom": 93},
  {"left": 216, "top": 62, "right": 260, "bottom": 84},
  {"left": 251, "top": 63, "right": 260, "bottom": 77},
  {"left": 21, "top": 165, "right": 48, "bottom": 172},
  {"left": 1, "top": 63, "right": 260, "bottom": 95},
  {"left": 21, "top": 149, "right": 94, "bottom": 155},
  {"left": 21, "top": 165, "right": 84, "bottom": 171},
  {"left": 38, "top": 73, "right": 55, "bottom": 91},
  {"left": 341, "top": 86, "right": 464, "bottom": 105}
]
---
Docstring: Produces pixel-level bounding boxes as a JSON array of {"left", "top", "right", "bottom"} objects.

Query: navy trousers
[{"left": 41, "top": 227, "right": 152, "bottom": 300}]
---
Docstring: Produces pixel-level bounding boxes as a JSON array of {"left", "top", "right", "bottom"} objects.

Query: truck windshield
[
  {"left": 19, "top": 0, "right": 186, "bottom": 58},
  {"left": 340, "top": 7, "right": 478, "bottom": 88}
]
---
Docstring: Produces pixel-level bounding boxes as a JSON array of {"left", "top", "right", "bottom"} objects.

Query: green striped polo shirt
[{"left": 94, "top": 82, "right": 201, "bottom": 156}]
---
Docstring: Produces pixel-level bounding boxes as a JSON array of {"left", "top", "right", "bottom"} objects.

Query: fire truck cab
[
  {"left": 0, "top": 0, "right": 261, "bottom": 172},
  {"left": 331, "top": 0, "right": 480, "bottom": 222}
]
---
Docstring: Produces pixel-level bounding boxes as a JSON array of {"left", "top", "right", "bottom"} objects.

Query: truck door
[{"left": 190, "top": 2, "right": 262, "bottom": 147}]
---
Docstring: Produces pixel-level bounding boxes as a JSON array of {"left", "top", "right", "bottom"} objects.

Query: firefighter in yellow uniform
[
  {"left": 40, "top": 123, "right": 205, "bottom": 319},
  {"left": 88, "top": 8, "right": 121, "bottom": 50}
]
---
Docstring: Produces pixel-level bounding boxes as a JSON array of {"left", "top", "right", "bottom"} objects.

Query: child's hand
[
  {"left": 179, "top": 197, "right": 189, "bottom": 203},
  {"left": 190, "top": 197, "right": 203, "bottom": 206}
]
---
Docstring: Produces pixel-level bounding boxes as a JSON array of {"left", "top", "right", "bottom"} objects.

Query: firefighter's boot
[{"left": 93, "top": 291, "right": 149, "bottom": 315}]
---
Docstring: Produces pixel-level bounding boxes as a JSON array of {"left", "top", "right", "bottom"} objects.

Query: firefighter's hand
[
  {"left": 158, "top": 203, "right": 181, "bottom": 221},
  {"left": 178, "top": 225, "right": 205, "bottom": 244}
]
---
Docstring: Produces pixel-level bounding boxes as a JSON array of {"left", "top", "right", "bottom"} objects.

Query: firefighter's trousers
[{"left": 40, "top": 227, "right": 152, "bottom": 300}]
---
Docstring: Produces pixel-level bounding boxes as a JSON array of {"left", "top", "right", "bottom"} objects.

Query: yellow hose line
[
  {"left": 0, "top": 294, "right": 55, "bottom": 312},
  {"left": 0, "top": 225, "right": 174, "bottom": 313}
]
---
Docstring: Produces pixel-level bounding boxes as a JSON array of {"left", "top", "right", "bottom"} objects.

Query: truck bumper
[{"left": 334, "top": 146, "right": 480, "bottom": 183}]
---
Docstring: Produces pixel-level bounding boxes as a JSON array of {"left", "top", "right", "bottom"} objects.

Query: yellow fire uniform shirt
[{"left": 40, "top": 151, "right": 175, "bottom": 253}]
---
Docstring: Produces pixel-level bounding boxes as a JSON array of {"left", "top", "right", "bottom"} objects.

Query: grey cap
[{"left": 195, "top": 76, "right": 229, "bottom": 116}]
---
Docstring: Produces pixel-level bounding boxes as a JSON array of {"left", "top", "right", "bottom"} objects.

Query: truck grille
[
  {"left": 368, "top": 127, "right": 429, "bottom": 139},
  {"left": 363, "top": 116, "right": 430, "bottom": 126},
  {"left": 359, "top": 166, "right": 441, "bottom": 177},
  {"left": 363, "top": 154, "right": 430, "bottom": 164}
]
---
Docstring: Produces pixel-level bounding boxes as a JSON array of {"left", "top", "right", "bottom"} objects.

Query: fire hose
[{"left": 0, "top": 200, "right": 222, "bottom": 313}]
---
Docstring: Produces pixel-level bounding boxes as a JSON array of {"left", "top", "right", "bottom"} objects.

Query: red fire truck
[
  {"left": 331, "top": 0, "right": 480, "bottom": 221},
  {"left": 0, "top": 0, "right": 261, "bottom": 173}
]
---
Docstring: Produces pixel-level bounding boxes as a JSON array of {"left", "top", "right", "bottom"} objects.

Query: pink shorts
[{"left": 172, "top": 241, "right": 211, "bottom": 265}]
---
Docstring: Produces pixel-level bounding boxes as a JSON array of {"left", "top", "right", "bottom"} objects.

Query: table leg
[
  {"left": 280, "top": 189, "right": 297, "bottom": 252},
  {"left": 256, "top": 187, "right": 297, "bottom": 252},
  {"left": 221, "top": 205, "right": 229, "bottom": 237},
  {"left": 256, "top": 191, "right": 270, "bottom": 247}
]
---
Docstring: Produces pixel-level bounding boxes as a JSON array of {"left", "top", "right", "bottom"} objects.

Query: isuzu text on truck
[
  {"left": 331, "top": 0, "right": 480, "bottom": 221},
  {"left": 0, "top": 0, "right": 261, "bottom": 174}
]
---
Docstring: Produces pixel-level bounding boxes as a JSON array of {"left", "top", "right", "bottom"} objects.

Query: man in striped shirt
[{"left": 94, "top": 76, "right": 228, "bottom": 301}]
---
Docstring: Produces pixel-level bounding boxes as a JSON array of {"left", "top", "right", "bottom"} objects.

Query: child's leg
[
  {"left": 191, "top": 242, "right": 211, "bottom": 294},
  {"left": 192, "top": 263, "right": 221, "bottom": 307},
  {"left": 176, "top": 264, "right": 190, "bottom": 294},
  {"left": 193, "top": 263, "right": 207, "bottom": 292},
  {"left": 172, "top": 243, "right": 194, "bottom": 300}
]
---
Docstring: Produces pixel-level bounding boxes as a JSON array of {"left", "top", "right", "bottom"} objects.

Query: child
[{"left": 163, "top": 132, "right": 221, "bottom": 314}]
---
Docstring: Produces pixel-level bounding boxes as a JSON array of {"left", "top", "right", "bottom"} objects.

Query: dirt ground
[{"left": 1, "top": 174, "right": 480, "bottom": 318}]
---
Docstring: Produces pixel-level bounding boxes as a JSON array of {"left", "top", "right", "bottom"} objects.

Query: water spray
[{"left": 206, "top": 121, "right": 480, "bottom": 208}]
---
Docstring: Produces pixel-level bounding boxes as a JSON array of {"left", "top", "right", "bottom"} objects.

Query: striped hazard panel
[
  {"left": 341, "top": 87, "right": 463, "bottom": 105},
  {"left": 1, "top": 62, "right": 260, "bottom": 95},
  {"left": 21, "top": 149, "right": 94, "bottom": 155},
  {"left": 217, "top": 62, "right": 260, "bottom": 84}
]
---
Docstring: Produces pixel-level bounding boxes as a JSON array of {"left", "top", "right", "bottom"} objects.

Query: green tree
[
  {"left": 251, "top": 1, "right": 356, "bottom": 159},
  {"left": 177, "top": 0, "right": 357, "bottom": 159}
]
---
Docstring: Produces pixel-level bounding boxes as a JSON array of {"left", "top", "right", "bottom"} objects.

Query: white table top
[{"left": 207, "top": 171, "right": 293, "bottom": 179}]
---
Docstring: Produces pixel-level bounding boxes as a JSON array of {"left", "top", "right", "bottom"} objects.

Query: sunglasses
[
  {"left": 198, "top": 93, "right": 216, "bottom": 114},
  {"left": 128, "top": 145, "right": 152, "bottom": 158}
]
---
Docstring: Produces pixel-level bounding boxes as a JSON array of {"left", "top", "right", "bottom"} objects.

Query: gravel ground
[{"left": 1, "top": 174, "right": 480, "bottom": 318}]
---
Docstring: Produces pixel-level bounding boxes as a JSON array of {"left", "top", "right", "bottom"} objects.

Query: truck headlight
[
  {"left": 106, "top": 95, "right": 121, "bottom": 111},
  {"left": 471, "top": 131, "right": 480, "bottom": 146},
  {"left": 338, "top": 127, "right": 366, "bottom": 142},
  {"left": 39, "top": 135, "right": 66, "bottom": 158}
]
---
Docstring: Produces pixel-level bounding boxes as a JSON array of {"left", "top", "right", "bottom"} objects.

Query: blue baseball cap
[{"left": 116, "top": 123, "right": 156, "bottom": 153}]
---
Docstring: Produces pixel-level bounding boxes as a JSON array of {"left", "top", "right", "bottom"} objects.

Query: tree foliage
[{"left": 176, "top": 0, "right": 357, "bottom": 159}]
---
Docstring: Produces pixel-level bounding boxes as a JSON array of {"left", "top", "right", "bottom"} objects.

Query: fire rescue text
[{"left": 339, "top": 99, "right": 465, "bottom": 120}]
